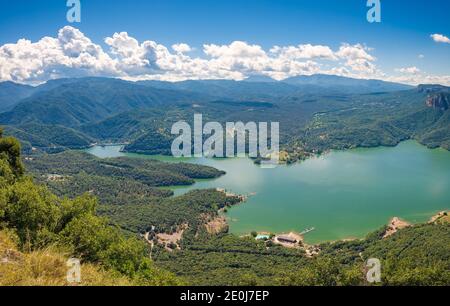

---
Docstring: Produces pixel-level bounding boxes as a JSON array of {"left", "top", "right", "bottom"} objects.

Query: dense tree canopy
[
  {"left": 0, "top": 131, "right": 181, "bottom": 285},
  {"left": 1, "top": 130, "right": 449, "bottom": 286}
]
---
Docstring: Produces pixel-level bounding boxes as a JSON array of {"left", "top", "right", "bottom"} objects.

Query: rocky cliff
[{"left": 426, "top": 92, "right": 449, "bottom": 111}]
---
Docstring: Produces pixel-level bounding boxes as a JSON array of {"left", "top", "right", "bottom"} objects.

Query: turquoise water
[{"left": 85, "top": 141, "right": 450, "bottom": 244}]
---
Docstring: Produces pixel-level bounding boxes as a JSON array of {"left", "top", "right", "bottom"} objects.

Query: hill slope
[
  {"left": 138, "top": 74, "right": 412, "bottom": 99},
  {"left": 0, "top": 81, "right": 36, "bottom": 112},
  {"left": 283, "top": 74, "right": 413, "bottom": 94},
  {"left": 0, "top": 78, "right": 207, "bottom": 127},
  {"left": 0, "top": 230, "right": 133, "bottom": 286},
  {"left": 0, "top": 77, "right": 447, "bottom": 156}
]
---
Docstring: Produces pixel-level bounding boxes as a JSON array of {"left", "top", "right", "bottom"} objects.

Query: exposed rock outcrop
[
  {"left": 383, "top": 217, "right": 411, "bottom": 238},
  {"left": 426, "top": 92, "right": 449, "bottom": 111}
]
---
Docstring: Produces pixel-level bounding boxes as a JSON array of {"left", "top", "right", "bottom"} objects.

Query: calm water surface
[{"left": 86, "top": 141, "right": 450, "bottom": 244}]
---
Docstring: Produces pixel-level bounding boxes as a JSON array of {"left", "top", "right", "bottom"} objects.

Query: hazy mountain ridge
[
  {"left": 283, "top": 74, "right": 413, "bottom": 93},
  {"left": 0, "top": 81, "right": 36, "bottom": 112},
  {"left": 0, "top": 78, "right": 210, "bottom": 127},
  {"left": 138, "top": 74, "right": 413, "bottom": 99},
  {"left": 0, "top": 76, "right": 447, "bottom": 154},
  {"left": 0, "top": 74, "right": 413, "bottom": 114}
]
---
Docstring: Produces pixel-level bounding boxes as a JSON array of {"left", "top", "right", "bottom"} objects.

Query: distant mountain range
[
  {"left": 282, "top": 74, "right": 412, "bottom": 93},
  {"left": 0, "top": 74, "right": 413, "bottom": 113},
  {"left": 138, "top": 74, "right": 413, "bottom": 99},
  {"left": 0, "top": 75, "right": 448, "bottom": 155},
  {"left": 0, "top": 81, "right": 35, "bottom": 112},
  {"left": 0, "top": 74, "right": 414, "bottom": 127},
  {"left": 0, "top": 77, "right": 208, "bottom": 127}
]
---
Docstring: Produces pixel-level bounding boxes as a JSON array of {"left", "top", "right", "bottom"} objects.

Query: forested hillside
[
  {"left": 153, "top": 221, "right": 449, "bottom": 286},
  {"left": 0, "top": 78, "right": 207, "bottom": 127},
  {"left": 1, "top": 130, "right": 449, "bottom": 286},
  {"left": 0, "top": 82, "right": 35, "bottom": 112},
  {"left": 0, "top": 129, "right": 182, "bottom": 285},
  {"left": 301, "top": 89, "right": 450, "bottom": 151},
  {"left": 1, "top": 77, "right": 444, "bottom": 159},
  {"left": 1, "top": 77, "right": 449, "bottom": 286}
]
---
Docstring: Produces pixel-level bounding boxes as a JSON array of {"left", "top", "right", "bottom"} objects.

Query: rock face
[{"left": 426, "top": 92, "right": 449, "bottom": 111}]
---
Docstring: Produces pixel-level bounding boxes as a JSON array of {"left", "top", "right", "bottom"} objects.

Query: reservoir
[{"left": 86, "top": 141, "right": 450, "bottom": 244}]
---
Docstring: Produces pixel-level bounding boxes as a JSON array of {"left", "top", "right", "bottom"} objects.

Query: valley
[
  {"left": 84, "top": 141, "right": 450, "bottom": 244},
  {"left": 1, "top": 75, "right": 449, "bottom": 286},
  {"left": 2, "top": 0, "right": 450, "bottom": 290},
  {"left": 1, "top": 77, "right": 448, "bottom": 162}
]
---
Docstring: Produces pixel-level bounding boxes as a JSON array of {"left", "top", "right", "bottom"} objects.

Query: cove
[{"left": 85, "top": 141, "right": 450, "bottom": 244}]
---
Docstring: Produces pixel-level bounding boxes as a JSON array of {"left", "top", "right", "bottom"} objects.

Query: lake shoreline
[
  {"left": 85, "top": 140, "right": 450, "bottom": 245},
  {"left": 118, "top": 137, "right": 450, "bottom": 166}
]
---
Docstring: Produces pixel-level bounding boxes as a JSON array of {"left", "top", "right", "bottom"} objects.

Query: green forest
[
  {"left": 2, "top": 79, "right": 449, "bottom": 163},
  {"left": 1, "top": 0, "right": 449, "bottom": 290},
  {"left": 1, "top": 130, "right": 449, "bottom": 286},
  {"left": 0, "top": 129, "right": 182, "bottom": 285},
  {"left": 1, "top": 77, "right": 449, "bottom": 286}
]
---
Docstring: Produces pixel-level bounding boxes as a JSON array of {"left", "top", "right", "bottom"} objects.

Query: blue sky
[{"left": 0, "top": 0, "right": 449, "bottom": 84}]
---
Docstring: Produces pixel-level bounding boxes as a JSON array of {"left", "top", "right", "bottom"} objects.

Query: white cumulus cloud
[
  {"left": 0, "top": 27, "right": 117, "bottom": 83},
  {"left": 395, "top": 66, "right": 421, "bottom": 74},
  {"left": 0, "top": 26, "right": 448, "bottom": 86},
  {"left": 172, "top": 43, "right": 192, "bottom": 53},
  {"left": 270, "top": 44, "right": 337, "bottom": 60},
  {"left": 431, "top": 34, "right": 450, "bottom": 44}
]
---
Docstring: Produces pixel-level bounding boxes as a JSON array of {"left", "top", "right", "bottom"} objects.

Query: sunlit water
[{"left": 86, "top": 141, "right": 450, "bottom": 244}]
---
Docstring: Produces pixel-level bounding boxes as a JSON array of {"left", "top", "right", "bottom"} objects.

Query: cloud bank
[
  {"left": 0, "top": 26, "right": 448, "bottom": 86},
  {"left": 431, "top": 33, "right": 450, "bottom": 44}
]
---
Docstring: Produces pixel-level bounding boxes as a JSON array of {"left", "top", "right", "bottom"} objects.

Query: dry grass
[{"left": 0, "top": 230, "right": 132, "bottom": 286}]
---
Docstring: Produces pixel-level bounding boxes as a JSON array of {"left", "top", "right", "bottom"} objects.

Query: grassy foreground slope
[
  {"left": 0, "top": 230, "right": 133, "bottom": 286},
  {"left": 0, "top": 129, "right": 182, "bottom": 286}
]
